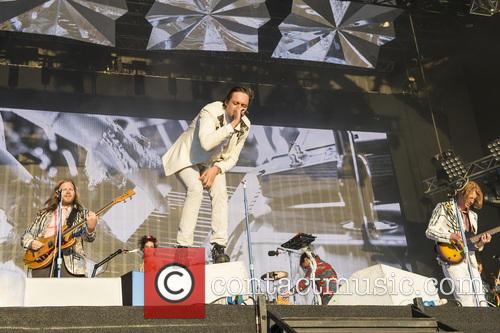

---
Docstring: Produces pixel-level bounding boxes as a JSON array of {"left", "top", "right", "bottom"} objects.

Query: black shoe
[{"left": 211, "top": 243, "right": 230, "bottom": 264}]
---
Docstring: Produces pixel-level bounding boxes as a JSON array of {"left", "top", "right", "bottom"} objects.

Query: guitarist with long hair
[
  {"left": 426, "top": 180, "right": 492, "bottom": 306},
  {"left": 21, "top": 179, "right": 97, "bottom": 277}
]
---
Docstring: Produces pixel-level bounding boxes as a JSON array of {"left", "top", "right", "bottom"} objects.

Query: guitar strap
[{"left": 66, "top": 205, "right": 79, "bottom": 228}]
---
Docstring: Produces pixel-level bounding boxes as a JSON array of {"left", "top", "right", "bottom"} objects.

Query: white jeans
[
  {"left": 176, "top": 165, "right": 228, "bottom": 247},
  {"left": 441, "top": 254, "right": 487, "bottom": 307}
]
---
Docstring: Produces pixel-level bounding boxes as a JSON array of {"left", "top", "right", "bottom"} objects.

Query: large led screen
[{"left": 0, "top": 107, "right": 406, "bottom": 304}]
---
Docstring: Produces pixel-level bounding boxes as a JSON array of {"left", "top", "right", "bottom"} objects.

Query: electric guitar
[
  {"left": 436, "top": 225, "right": 500, "bottom": 265},
  {"left": 24, "top": 189, "right": 135, "bottom": 269}
]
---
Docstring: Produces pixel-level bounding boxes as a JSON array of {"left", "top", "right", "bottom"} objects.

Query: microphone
[
  {"left": 268, "top": 249, "right": 280, "bottom": 256},
  {"left": 55, "top": 189, "right": 62, "bottom": 202}
]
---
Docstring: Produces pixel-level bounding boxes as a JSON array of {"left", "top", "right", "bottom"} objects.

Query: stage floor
[{"left": 0, "top": 304, "right": 498, "bottom": 333}]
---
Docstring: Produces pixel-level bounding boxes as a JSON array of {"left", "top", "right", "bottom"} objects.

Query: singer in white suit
[{"left": 162, "top": 87, "right": 252, "bottom": 263}]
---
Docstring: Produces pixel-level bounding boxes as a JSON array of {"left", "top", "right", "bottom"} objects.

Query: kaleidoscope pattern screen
[
  {"left": 146, "top": 0, "right": 270, "bottom": 51},
  {"left": 0, "top": 0, "right": 128, "bottom": 46}
]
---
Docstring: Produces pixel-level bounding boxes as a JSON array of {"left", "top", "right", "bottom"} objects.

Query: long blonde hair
[{"left": 456, "top": 180, "right": 483, "bottom": 209}]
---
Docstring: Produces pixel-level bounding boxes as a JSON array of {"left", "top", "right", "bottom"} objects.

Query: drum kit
[
  {"left": 260, "top": 233, "right": 317, "bottom": 305},
  {"left": 260, "top": 270, "right": 290, "bottom": 304}
]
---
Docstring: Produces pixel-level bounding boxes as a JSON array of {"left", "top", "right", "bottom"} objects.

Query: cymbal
[{"left": 261, "top": 271, "right": 288, "bottom": 281}]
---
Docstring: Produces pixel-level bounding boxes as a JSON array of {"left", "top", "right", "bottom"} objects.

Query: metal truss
[
  {"left": 423, "top": 154, "right": 500, "bottom": 195},
  {"left": 470, "top": 0, "right": 499, "bottom": 16}
]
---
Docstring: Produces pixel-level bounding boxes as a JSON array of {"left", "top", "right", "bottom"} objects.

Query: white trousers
[
  {"left": 176, "top": 165, "right": 228, "bottom": 247},
  {"left": 441, "top": 254, "right": 487, "bottom": 307}
]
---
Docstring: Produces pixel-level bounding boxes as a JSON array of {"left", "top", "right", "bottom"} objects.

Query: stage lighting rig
[
  {"left": 424, "top": 139, "right": 500, "bottom": 195},
  {"left": 487, "top": 138, "right": 500, "bottom": 161},
  {"left": 431, "top": 150, "right": 468, "bottom": 186}
]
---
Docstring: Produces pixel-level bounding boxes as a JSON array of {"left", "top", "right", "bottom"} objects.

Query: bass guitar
[
  {"left": 436, "top": 225, "right": 499, "bottom": 265},
  {"left": 24, "top": 189, "right": 135, "bottom": 269}
]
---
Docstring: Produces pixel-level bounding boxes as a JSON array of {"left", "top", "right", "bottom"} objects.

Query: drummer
[{"left": 295, "top": 252, "right": 338, "bottom": 305}]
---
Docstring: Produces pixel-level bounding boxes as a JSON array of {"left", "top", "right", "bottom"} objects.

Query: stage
[{"left": 1, "top": 304, "right": 498, "bottom": 333}]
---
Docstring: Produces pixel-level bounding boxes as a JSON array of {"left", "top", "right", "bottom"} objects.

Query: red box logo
[{"left": 144, "top": 248, "right": 205, "bottom": 318}]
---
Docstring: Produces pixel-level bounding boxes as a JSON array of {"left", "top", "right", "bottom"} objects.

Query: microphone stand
[
  {"left": 242, "top": 180, "right": 257, "bottom": 302},
  {"left": 55, "top": 191, "right": 63, "bottom": 278},
  {"left": 283, "top": 248, "right": 297, "bottom": 304},
  {"left": 243, "top": 180, "right": 264, "bottom": 332},
  {"left": 91, "top": 249, "right": 124, "bottom": 278},
  {"left": 453, "top": 198, "right": 480, "bottom": 306}
]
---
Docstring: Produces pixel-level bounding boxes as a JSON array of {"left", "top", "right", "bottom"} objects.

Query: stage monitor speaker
[{"left": 329, "top": 264, "right": 440, "bottom": 306}]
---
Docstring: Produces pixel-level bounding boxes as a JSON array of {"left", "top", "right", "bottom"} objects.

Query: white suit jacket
[
  {"left": 426, "top": 200, "right": 481, "bottom": 248},
  {"left": 162, "top": 101, "right": 251, "bottom": 176}
]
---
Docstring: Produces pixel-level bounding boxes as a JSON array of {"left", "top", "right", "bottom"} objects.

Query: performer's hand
[
  {"left": 479, "top": 233, "right": 492, "bottom": 245},
  {"left": 450, "top": 233, "right": 462, "bottom": 244},
  {"left": 86, "top": 211, "right": 98, "bottom": 232},
  {"left": 30, "top": 240, "right": 44, "bottom": 251},
  {"left": 199, "top": 166, "right": 220, "bottom": 189},
  {"left": 230, "top": 108, "right": 245, "bottom": 129}
]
